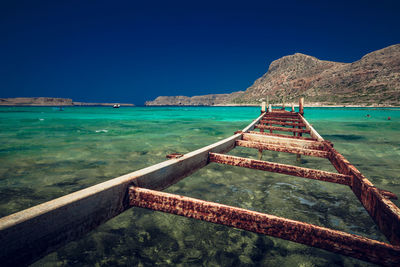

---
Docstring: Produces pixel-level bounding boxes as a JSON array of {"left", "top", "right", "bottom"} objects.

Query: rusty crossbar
[
  {"left": 248, "top": 131, "right": 316, "bottom": 140},
  {"left": 236, "top": 140, "right": 329, "bottom": 158},
  {"left": 209, "top": 152, "right": 352, "bottom": 185},
  {"left": 261, "top": 117, "right": 302, "bottom": 122},
  {"left": 259, "top": 120, "right": 306, "bottom": 127},
  {"left": 242, "top": 133, "right": 326, "bottom": 150},
  {"left": 263, "top": 110, "right": 298, "bottom": 115},
  {"left": 1, "top": 98, "right": 399, "bottom": 266},
  {"left": 129, "top": 186, "right": 400, "bottom": 266},
  {"left": 262, "top": 116, "right": 300, "bottom": 121},
  {"left": 255, "top": 124, "right": 311, "bottom": 133}
]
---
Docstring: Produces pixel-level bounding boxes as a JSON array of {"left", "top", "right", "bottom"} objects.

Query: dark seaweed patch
[
  {"left": 0, "top": 187, "right": 48, "bottom": 217},
  {"left": 32, "top": 160, "right": 108, "bottom": 170},
  {"left": 0, "top": 187, "right": 40, "bottom": 205},
  {"left": 348, "top": 123, "right": 370, "bottom": 128},
  {"left": 324, "top": 134, "right": 365, "bottom": 141},
  {"left": 51, "top": 178, "right": 81, "bottom": 187}
]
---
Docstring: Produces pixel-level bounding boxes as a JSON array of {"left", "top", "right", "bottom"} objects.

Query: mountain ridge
[{"left": 146, "top": 44, "right": 400, "bottom": 106}]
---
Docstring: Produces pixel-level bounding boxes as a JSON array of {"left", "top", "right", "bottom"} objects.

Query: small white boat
[{"left": 113, "top": 104, "right": 120, "bottom": 108}]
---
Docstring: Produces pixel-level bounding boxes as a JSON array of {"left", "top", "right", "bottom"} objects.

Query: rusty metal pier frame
[{"left": 1, "top": 99, "right": 400, "bottom": 266}]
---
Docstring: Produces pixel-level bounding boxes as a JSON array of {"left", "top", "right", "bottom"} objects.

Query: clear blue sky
[{"left": 1, "top": 0, "right": 399, "bottom": 105}]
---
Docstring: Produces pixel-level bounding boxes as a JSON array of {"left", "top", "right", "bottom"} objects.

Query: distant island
[
  {"left": 0, "top": 97, "right": 134, "bottom": 107},
  {"left": 146, "top": 44, "right": 400, "bottom": 106}
]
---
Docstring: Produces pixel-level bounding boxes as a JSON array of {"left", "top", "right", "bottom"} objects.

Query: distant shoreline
[
  {"left": 0, "top": 97, "right": 134, "bottom": 107},
  {"left": 1, "top": 97, "right": 398, "bottom": 108},
  {"left": 146, "top": 103, "right": 400, "bottom": 108},
  {"left": 0, "top": 104, "right": 136, "bottom": 107}
]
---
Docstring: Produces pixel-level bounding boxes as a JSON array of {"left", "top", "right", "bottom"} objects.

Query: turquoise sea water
[{"left": 0, "top": 106, "right": 399, "bottom": 266}]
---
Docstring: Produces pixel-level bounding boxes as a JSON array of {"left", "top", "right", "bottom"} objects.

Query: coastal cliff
[
  {"left": 146, "top": 44, "right": 400, "bottom": 106},
  {"left": 145, "top": 92, "right": 244, "bottom": 106},
  {"left": 0, "top": 97, "right": 134, "bottom": 106}
]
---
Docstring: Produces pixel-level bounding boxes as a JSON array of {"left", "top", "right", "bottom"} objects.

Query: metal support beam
[
  {"left": 263, "top": 115, "right": 299, "bottom": 120},
  {"left": 129, "top": 186, "right": 400, "bottom": 267},
  {"left": 259, "top": 120, "right": 306, "bottom": 127},
  {"left": 325, "top": 143, "right": 400, "bottom": 245},
  {"left": 209, "top": 153, "right": 352, "bottom": 185},
  {"left": 256, "top": 125, "right": 310, "bottom": 134},
  {"left": 243, "top": 133, "right": 325, "bottom": 150},
  {"left": 236, "top": 140, "right": 329, "bottom": 158},
  {"left": 261, "top": 117, "right": 302, "bottom": 122},
  {"left": 248, "top": 131, "right": 316, "bottom": 141}
]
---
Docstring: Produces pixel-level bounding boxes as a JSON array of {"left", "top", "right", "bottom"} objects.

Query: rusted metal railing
[{"left": 1, "top": 98, "right": 399, "bottom": 266}]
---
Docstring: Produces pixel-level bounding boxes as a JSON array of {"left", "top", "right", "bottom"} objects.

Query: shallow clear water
[{"left": 0, "top": 106, "right": 399, "bottom": 266}]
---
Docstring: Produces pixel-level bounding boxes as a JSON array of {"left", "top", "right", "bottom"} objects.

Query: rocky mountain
[
  {"left": 146, "top": 44, "right": 400, "bottom": 106},
  {"left": 0, "top": 97, "right": 134, "bottom": 106},
  {"left": 145, "top": 92, "right": 244, "bottom": 106}
]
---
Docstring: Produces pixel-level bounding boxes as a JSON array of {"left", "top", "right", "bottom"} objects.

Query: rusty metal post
[
  {"left": 291, "top": 103, "right": 295, "bottom": 112},
  {"left": 261, "top": 101, "right": 266, "bottom": 113},
  {"left": 299, "top": 97, "right": 304, "bottom": 115},
  {"left": 258, "top": 149, "right": 263, "bottom": 160}
]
